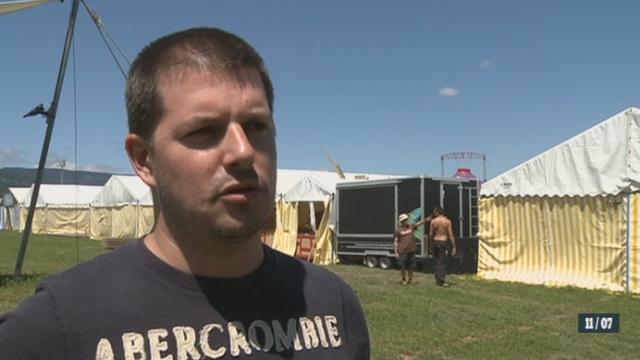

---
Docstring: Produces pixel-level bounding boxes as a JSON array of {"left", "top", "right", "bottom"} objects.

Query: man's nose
[{"left": 222, "top": 122, "right": 255, "bottom": 168}]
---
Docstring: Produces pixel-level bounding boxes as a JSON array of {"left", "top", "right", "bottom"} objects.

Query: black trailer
[{"left": 335, "top": 176, "right": 479, "bottom": 272}]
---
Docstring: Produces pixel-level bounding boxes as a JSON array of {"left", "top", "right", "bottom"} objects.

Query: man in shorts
[{"left": 394, "top": 213, "right": 430, "bottom": 284}]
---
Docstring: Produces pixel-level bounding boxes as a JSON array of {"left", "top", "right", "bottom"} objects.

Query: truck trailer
[{"left": 335, "top": 176, "right": 479, "bottom": 272}]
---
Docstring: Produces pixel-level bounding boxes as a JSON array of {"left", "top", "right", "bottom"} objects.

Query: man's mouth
[{"left": 220, "top": 183, "right": 262, "bottom": 202}]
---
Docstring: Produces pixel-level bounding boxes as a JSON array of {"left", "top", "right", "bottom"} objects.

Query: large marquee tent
[
  {"left": 19, "top": 184, "right": 102, "bottom": 236},
  {"left": 5, "top": 169, "right": 398, "bottom": 265},
  {"left": 0, "top": 187, "right": 29, "bottom": 230},
  {"left": 7, "top": 187, "right": 30, "bottom": 205},
  {"left": 90, "top": 175, "right": 154, "bottom": 243},
  {"left": 479, "top": 107, "right": 640, "bottom": 293},
  {"left": 272, "top": 169, "right": 397, "bottom": 264}
]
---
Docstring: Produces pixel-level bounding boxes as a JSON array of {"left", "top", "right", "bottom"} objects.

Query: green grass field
[
  {"left": 0, "top": 231, "right": 107, "bottom": 313},
  {"left": 1, "top": 231, "right": 638, "bottom": 359}
]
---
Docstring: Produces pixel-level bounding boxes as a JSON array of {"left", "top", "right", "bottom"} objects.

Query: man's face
[{"left": 148, "top": 67, "right": 276, "bottom": 242}]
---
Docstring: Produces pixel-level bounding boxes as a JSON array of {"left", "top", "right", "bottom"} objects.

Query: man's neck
[{"left": 144, "top": 219, "right": 264, "bottom": 278}]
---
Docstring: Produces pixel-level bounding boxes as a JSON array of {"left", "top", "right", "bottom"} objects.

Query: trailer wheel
[
  {"left": 378, "top": 257, "right": 393, "bottom": 270},
  {"left": 364, "top": 256, "right": 379, "bottom": 268}
]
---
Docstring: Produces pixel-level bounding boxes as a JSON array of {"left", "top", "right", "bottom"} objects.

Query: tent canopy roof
[
  {"left": 276, "top": 169, "right": 398, "bottom": 201},
  {"left": 482, "top": 107, "right": 640, "bottom": 197},
  {"left": 22, "top": 184, "right": 102, "bottom": 207},
  {"left": 8, "top": 187, "right": 30, "bottom": 204},
  {"left": 92, "top": 175, "right": 152, "bottom": 206},
  {"left": 0, "top": 0, "right": 54, "bottom": 16},
  {"left": 282, "top": 177, "right": 333, "bottom": 202},
  {"left": 13, "top": 170, "right": 398, "bottom": 207}
]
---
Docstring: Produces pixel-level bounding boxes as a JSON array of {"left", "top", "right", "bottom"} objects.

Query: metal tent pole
[{"left": 15, "top": 0, "right": 81, "bottom": 276}]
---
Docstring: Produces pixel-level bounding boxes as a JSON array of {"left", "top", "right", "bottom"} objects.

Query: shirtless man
[
  {"left": 394, "top": 213, "right": 430, "bottom": 284},
  {"left": 430, "top": 206, "right": 456, "bottom": 287}
]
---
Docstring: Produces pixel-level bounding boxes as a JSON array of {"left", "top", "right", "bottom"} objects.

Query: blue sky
[{"left": 1, "top": 0, "right": 638, "bottom": 179}]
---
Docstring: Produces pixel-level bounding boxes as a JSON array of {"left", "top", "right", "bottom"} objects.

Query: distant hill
[{"left": 0, "top": 167, "right": 116, "bottom": 195}]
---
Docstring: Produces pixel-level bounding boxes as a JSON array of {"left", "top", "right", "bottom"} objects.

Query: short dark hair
[
  {"left": 125, "top": 27, "right": 274, "bottom": 140},
  {"left": 433, "top": 206, "right": 443, "bottom": 216}
]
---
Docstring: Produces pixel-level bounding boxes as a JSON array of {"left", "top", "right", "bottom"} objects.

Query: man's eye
[
  {"left": 189, "top": 126, "right": 221, "bottom": 137},
  {"left": 253, "top": 122, "right": 267, "bottom": 131},
  {"left": 247, "top": 121, "right": 268, "bottom": 131}
]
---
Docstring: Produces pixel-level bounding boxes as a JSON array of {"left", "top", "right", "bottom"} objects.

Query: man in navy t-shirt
[{"left": 0, "top": 27, "right": 370, "bottom": 359}]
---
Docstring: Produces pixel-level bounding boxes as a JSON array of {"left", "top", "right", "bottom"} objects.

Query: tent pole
[
  {"left": 15, "top": 0, "right": 81, "bottom": 276},
  {"left": 627, "top": 193, "right": 631, "bottom": 293}
]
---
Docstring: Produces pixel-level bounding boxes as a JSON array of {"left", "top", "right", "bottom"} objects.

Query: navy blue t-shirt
[{"left": 0, "top": 239, "right": 370, "bottom": 359}]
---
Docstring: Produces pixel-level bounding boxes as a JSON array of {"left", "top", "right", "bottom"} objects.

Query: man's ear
[{"left": 125, "top": 133, "right": 157, "bottom": 188}]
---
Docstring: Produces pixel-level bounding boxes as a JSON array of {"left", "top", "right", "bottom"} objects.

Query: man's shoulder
[
  {"left": 265, "top": 246, "right": 346, "bottom": 288},
  {"left": 267, "top": 246, "right": 334, "bottom": 275},
  {"left": 264, "top": 247, "right": 362, "bottom": 317},
  {"left": 41, "top": 240, "right": 137, "bottom": 291}
]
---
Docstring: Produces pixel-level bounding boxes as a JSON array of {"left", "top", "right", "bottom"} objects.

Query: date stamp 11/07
[{"left": 578, "top": 313, "right": 619, "bottom": 333}]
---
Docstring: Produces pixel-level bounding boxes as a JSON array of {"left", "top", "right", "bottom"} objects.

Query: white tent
[
  {"left": 479, "top": 107, "right": 640, "bottom": 293},
  {"left": 482, "top": 107, "right": 640, "bottom": 197},
  {"left": 0, "top": 0, "right": 54, "bottom": 16},
  {"left": 282, "top": 177, "right": 333, "bottom": 202},
  {"left": 1, "top": 187, "right": 30, "bottom": 230},
  {"left": 21, "top": 184, "right": 102, "bottom": 208},
  {"left": 9, "top": 187, "right": 30, "bottom": 205},
  {"left": 19, "top": 184, "right": 102, "bottom": 236},
  {"left": 276, "top": 168, "right": 395, "bottom": 200},
  {"left": 272, "top": 168, "right": 399, "bottom": 263},
  {"left": 90, "top": 175, "right": 154, "bottom": 242},
  {"left": 91, "top": 175, "right": 152, "bottom": 206}
]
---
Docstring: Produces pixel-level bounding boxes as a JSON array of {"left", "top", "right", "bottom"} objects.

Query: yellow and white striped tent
[
  {"left": 3, "top": 187, "right": 30, "bottom": 230},
  {"left": 89, "top": 175, "right": 154, "bottom": 242},
  {"left": 480, "top": 107, "right": 640, "bottom": 293},
  {"left": 19, "top": 184, "right": 103, "bottom": 236},
  {"left": 271, "top": 169, "right": 397, "bottom": 265}
]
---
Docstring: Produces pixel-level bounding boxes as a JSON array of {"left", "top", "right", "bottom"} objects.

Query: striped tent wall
[
  {"left": 479, "top": 194, "right": 627, "bottom": 292},
  {"left": 628, "top": 193, "right": 640, "bottom": 294}
]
